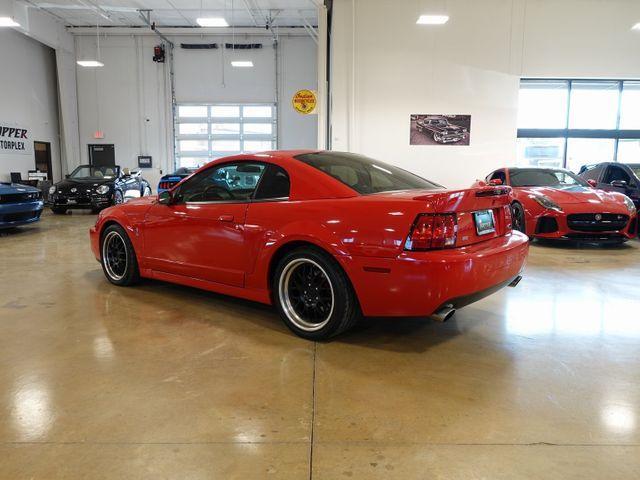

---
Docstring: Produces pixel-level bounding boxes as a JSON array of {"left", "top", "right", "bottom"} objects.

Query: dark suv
[{"left": 578, "top": 162, "right": 640, "bottom": 208}]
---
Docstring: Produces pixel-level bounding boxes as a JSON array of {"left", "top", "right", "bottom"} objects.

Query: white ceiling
[{"left": 26, "top": 0, "right": 318, "bottom": 28}]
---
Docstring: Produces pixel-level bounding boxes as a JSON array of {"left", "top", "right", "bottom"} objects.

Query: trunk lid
[{"left": 381, "top": 186, "right": 513, "bottom": 247}]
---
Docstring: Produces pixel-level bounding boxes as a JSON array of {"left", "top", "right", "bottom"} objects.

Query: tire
[
  {"left": 100, "top": 224, "right": 140, "bottom": 286},
  {"left": 51, "top": 206, "right": 67, "bottom": 214},
  {"left": 273, "top": 246, "right": 360, "bottom": 340},
  {"left": 114, "top": 190, "right": 124, "bottom": 205},
  {"left": 511, "top": 202, "right": 526, "bottom": 234}
]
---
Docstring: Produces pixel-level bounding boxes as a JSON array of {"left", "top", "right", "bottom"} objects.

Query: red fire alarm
[
  {"left": 94, "top": 131, "right": 104, "bottom": 139},
  {"left": 153, "top": 45, "right": 165, "bottom": 63}
]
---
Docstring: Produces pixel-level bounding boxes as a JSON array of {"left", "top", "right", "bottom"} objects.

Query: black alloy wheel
[
  {"left": 274, "top": 246, "right": 360, "bottom": 340},
  {"left": 511, "top": 202, "right": 526, "bottom": 234},
  {"left": 100, "top": 224, "right": 140, "bottom": 286}
]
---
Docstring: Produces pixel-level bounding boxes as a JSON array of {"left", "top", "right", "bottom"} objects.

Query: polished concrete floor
[{"left": 1, "top": 210, "right": 640, "bottom": 479}]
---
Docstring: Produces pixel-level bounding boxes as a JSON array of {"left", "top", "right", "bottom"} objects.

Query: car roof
[{"left": 189, "top": 150, "right": 358, "bottom": 200}]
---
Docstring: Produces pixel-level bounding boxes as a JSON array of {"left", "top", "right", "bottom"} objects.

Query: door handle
[{"left": 218, "top": 214, "right": 234, "bottom": 222}]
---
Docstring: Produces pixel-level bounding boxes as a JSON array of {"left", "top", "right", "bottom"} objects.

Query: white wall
[
  {"left": 0, "top": 28, "right": 61, "bottom": 182},
  {"left": 330, "top": 0, "right": 640, "bottom": 189},
  {"left": 75, "top": 33, "right": 318, "bottom": 188}
]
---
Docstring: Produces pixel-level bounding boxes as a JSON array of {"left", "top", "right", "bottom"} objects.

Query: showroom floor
[{"left": 1, "top": 211, "right": 639, "bottom": 479}]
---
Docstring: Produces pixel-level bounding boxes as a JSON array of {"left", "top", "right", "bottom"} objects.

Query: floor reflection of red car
[
  {"left": 90, "top": 151, "right": 529, "bottom": 340},
  {"left": 484, "top": 167, "right": 637, "bottom": 243}
]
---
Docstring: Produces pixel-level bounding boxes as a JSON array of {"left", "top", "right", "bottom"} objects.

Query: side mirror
[
  {"left": 489, "top": 178, "right": 503, "bottom": 186},
  {"left": 611, "top": 180, "right": 628, "bottom": 188},
  {"left": 65, "top": 174, "right": 70, "bottom": 179},
  {"left": 158, "top": 190, "right": 173, "bottom": 205},
  {"left": 587, "top": 179, "right": 597, "bottom": 188}
]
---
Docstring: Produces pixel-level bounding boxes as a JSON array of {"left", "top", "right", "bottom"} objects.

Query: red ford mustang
[
  {"left": 90, "top": 151, "right": 529, "bottom": 340},
  {"left": 485, "top": 167, "right": 637, "bottom": 243}
]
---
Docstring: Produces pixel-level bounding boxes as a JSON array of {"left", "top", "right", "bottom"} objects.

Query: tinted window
[
  {"left": 627, "top": 164, "right": 640, "bottom": 179},
  {"left": 175, "top": 162, "right": 265, "bottom": 202},
  {"left": 579, "top": 164, "right": 603, "bottom": 181},
  {"left": 488, "top": 170, "right": 506, "bottom": 184},
  {"left": 295, "top": 152, "right": 441, "bottom": 194},
  {"left": 254, "top": 165, "right": 290, "bottom": 200},
  {"left": 510, "top": 169, "right": 589, "bottom": 187},
  {"left": 602, "top": 165, "right": 631, "bottom": 184}
]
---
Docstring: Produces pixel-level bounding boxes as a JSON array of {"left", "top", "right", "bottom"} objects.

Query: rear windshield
[
  {"left": 295, "top": 152, "right": 441, "bottom": 194},
  {"left": 510, "top": 168, "right": 589, "bottom": 188}
]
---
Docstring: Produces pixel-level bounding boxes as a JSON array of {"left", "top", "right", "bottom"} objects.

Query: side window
[
  {"left": 603, "top": 165, "right": 631, "bottom": 184},
  {"left": 580, "top": 165, "right": 602, "bottom": 181},
  {"left": 489, "top": 170, "right": 507, "bottom": 184},
  {"left": 254, "top": 165, "right": 290, "bottom": 200},
  {"left": 175, "top": 162, "right": 265, "bottom": 203}
]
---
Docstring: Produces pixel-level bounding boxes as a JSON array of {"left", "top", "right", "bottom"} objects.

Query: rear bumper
[
  {"left": 0, "top": 201, "right": 44, "bottom": 228},
  {"left": 343, "top": 231, "right": 529, "bottom": 317}
]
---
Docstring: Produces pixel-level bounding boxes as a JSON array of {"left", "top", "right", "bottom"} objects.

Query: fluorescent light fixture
[
  {"left": 77, "top": 60, "right": 104, "bottom": 67},
  {"left": 0, "top": 17, "right": 20, "bottom": 27},
  {"left": 196, "top": 17, "right": 229, "bottom": 27},
  {"left": 416, "top": 15, "right": 449, "bottom": 25},
  {"left": 632, "top": 22, "right": 640, "bottom": 30},
  {"left": 231, "top": 60, "right": 254, "bottom": 67}
]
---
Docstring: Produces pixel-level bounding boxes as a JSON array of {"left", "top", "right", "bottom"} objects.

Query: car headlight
[
  {"left": 623, "top": 195, "right": 636, "bottom": 215},
  {"left": 96, "top": 185, "right": 110, "bottom": 195},
  {"left": 530, "top": 194, "right": 562, "bottom": 212},
  {"left": 49, "top": 186, "right": 56, "bottom": 195}
]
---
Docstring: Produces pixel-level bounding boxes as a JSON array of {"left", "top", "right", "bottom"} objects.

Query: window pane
[
  {"left": 243, "top": 123, "right": 273, "bottom": 135},
  {"left": 620, "top": 82, "right": 640, "bottom": 129},
  {"left": 566, "top": 138, "right": 615, "bottom": 173},
  {"left": 243, "top": 106, "right": 272, "bottom": 118},
  {"left": 517, "top": 80, "right": 568, "bottom": 128},
  {"left": 244, "top": 140, "right": 274, "bottom": 152},
  {"left": 177, "top": 157, "right": 206, "bottom": 169},
  {"left": 568, "top": 81, "right": 619, "bottom": 129},
  {"left": 211, "top": 123, "right": 240, "bottom": 134},
  {"left": 178, "top": 106, "right": 207, "bottom": 118},
  {"left": 179, "top": 140, "right": 208, "bottom": 152},
  {"left": 178, "top": 123, "right": 208, "bottom": 135},
  {"left": 617, "top": 139, "right": 640, "bottom": 163},
  {"left": 211, "top": 106, "right": 240, "bottom": 117},
  {"left": 516, "top": 138, "right": 565, "bottom": 168},
  {"left": 212, "top": 140, "right": 241, "bottom": 151}
]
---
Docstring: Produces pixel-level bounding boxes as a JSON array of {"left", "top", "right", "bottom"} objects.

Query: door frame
[{"left": 34, "top": 141, "right": 53, "bottom": 181}]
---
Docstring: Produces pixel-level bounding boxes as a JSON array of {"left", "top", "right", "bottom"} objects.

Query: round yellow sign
[{"left": 292, "top": 89, "right": 317, "bottom": 115}]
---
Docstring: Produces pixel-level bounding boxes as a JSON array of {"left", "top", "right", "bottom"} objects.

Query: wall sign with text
[
  {"left": 0, "top": 123, "right": 33, "bottom": 156},
  {"left": 292, "top": 90, "right": 318, "bottom": 115}
]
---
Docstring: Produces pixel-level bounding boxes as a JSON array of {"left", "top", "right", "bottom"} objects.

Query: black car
[
  {"left": 578, "top": 162, "right": 640, "bottom": 209},
  {"left": 416, "top": 117, "right": 467, "bottom": 144},
  {"left": 49, "top": 165, "right": 152, "bottom": 214}
]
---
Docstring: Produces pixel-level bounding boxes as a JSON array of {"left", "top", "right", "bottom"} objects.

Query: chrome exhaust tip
[{"left": 430, "top": 305, "right": 456, "bottom": 322}]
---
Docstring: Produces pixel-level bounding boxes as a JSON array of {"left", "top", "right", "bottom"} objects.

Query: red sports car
[
  {"left": 484, "top": 167, "right": 637, "bottom": 243},
  {"left": 90, "top": 151, "right": 529, "bottom": 340}
]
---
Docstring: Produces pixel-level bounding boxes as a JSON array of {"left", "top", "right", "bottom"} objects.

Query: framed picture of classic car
[{"left": 410, "top": 114, "right": 471, "bottom": 146}]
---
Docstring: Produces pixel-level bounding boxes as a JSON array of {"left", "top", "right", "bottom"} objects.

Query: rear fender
[{"left": 244, "top": 220, "right": 351, "bottom": 291}]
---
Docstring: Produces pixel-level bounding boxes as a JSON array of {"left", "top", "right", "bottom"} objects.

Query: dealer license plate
[{"left": 474, "top": 209, "right": 496, "bottom": 236}]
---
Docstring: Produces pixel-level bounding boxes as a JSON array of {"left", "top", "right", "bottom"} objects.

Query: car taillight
[
  {"left": 504, "top": 205, "right": 512, "bottom": 233},
  {"left": 404, "top": 213, "right": 457, "bottom": 251}
]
